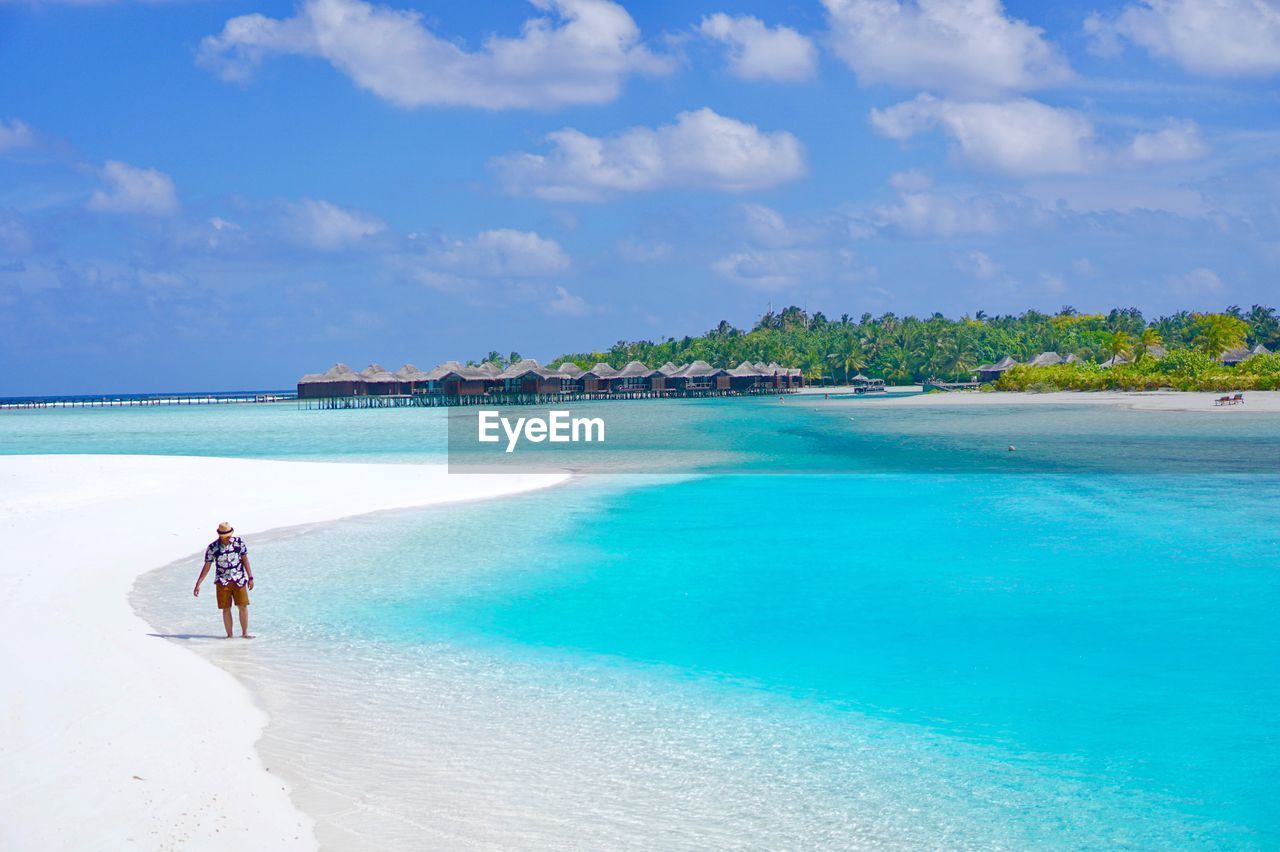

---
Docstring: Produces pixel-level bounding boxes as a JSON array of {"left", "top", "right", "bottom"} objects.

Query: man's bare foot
[
  {"left": 225, "top": 634, "right": 233, "bottom": 639},
  {"left": 241, "top": 634, "right": 254, "bottom": 639}
]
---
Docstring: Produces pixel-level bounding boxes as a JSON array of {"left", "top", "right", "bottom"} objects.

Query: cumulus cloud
[
  {"left": 870, "top": 95, "right": 1101, "bottom": 176},
  {"left": 86, "top": 160, "right": 179, "bottom": 215},
  {"left": 422, "top": 228, "right": 570, "bottom": 278},
  {"left": 285, "top": 199, "right": 385, "bottom": 250},
  {"left": 1086, "top": 0, "right": 1280, "bottom": 77},
  {"left": 1168, "top": 265, "right": 1223, "bottom": 295},
  {"left": 823, "top": 0, "right": 1072, "bottom": 96},
  {"left": 954, "top": 249, "right": 1003, "bottom": 279},
  {"left": 697, "top": 13, "right": 817, "bottom": 81},
  {"left": 857, "top": 186, "right": 1042, "bottom": 239},
  {"left": 198, "top": 0, "right": 672, "bottom": 110},
  {"left": 713, "top": 205, "right": 871, "bottom": 292},
  {"left": 0, "top": 119, "right": 36, "bottom": 154},
  {"left": 1127, "top": 119, "right": 1209, "bottom": 163},
  {"left": 493, "top": 108, "right": 806, "bottom": 201},
  {"left": 547, "top": 285, "right": 589, "bottom": 315}
]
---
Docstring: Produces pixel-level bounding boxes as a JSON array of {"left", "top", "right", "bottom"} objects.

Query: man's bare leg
[
  {"left": 222, "top": 607, "right": 233, "bottom": 638},
  {"left": 238, "top": 604, "right": 252, "bottom": 639}
]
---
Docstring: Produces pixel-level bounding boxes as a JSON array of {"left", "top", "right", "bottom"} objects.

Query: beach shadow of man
[{"left": 192, "top": 522, "right": 254, "bottom": 639}]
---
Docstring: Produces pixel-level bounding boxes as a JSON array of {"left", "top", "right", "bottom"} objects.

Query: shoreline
[
  {"left": 796, "top": 387, "right": 1280, "bottom": 412},
  {"left": 0, "top": 455, "right": 567, "bottom": 851}
]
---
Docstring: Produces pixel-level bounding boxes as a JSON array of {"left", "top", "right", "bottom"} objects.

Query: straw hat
[{"left": 216, "top": 522, "right": 234, "bottom": 534}]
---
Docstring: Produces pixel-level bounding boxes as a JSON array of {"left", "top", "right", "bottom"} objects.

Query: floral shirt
[{"left": 205, "top": 536, "right": 249, "bottom": 587}]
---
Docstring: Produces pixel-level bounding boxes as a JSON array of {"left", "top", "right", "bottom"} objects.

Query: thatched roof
[
  {"left": 361, "top": 363, "right": 399, "bottom": 384},
  {"left": 1252, "top": 344, "right": 1271, "bottom": 355},
  {"left": 583, "top": 362, "right": 619, "bottom": 379},
  {"left": 728, "top": 360, "right": 763, "bottom": 377},
  {"left": 992, "top": 356, "right": 1019, "bottom": 370},
  {"left": 478, "top": 362, "right": 503, "bottom": 376},
  {"left": 394, "top": 363, "right": 431, "bottom": 382},
  {"left": 680, "top": 360, "right": 723, "bottom": 378},
  {"left": 1063, "top": 353, "right": 1082, "bottom": 364},
  {"left": 429, "top": 361, "right": 494, "bottom": 381},
  {"left": 657, "top": 362, "right": 680, "bottom": 376},
  {"left": 1100, "top": 354, "right": 1130, "bottom": 368},
  {"left": 616, "top": 360, "right": 656, "bottom": 378},
  {"left": 1219, "top": 347, "right": 1251, "bottom": 364},
  {"left": 1028, "top": 352, "right": 1063, "bottom": 367},
  {"left": 302, "top": 363, "right": 365, "bottom": 384},
  {"left": 499, "top": 359, "right": 563, "bottom": 380},
  {"left": 851, "top": 373, "right": 870, "bottom": 382},
  {"left": 556, "top": 362, "right": 584, "bottom": 377}
]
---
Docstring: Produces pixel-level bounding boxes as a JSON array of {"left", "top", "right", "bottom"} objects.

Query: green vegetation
[{"left": 513, "top": 305, "right": 1280, "bottom": 390}]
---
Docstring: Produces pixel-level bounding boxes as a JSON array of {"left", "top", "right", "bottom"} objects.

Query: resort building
[
  {"left": 297, "top": 357, "right": 803, "bottom": 403},
  {"left": 975, "top": 356, "right": 1020, "bottom": 382}
]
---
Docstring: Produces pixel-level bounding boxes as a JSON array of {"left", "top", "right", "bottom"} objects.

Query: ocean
[{"left": 8, "top": 397, "right": 1277, "bottom": 847}]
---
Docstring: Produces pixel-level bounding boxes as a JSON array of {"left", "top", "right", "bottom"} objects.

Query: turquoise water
[{"left": 20, "top": 399, "right": 1276, "bottom": 846}]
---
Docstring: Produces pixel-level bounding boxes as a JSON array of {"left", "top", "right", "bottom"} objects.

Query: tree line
[{"left": 492, "top": 305, "right": 1280, "bottom": 385}]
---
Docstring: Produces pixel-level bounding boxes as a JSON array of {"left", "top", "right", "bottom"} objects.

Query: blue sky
[{"left": 1, "top": 0, "right": 1278, "bottom": 393}]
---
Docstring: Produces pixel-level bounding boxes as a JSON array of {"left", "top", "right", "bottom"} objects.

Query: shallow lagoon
[{"left": 26, "top": 396, "right": 1269, "bottom": 846}]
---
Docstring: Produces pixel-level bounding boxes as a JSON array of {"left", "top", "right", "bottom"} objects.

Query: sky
[{"left": 1, "top": 0, "right": 1278, "bottom": 393}]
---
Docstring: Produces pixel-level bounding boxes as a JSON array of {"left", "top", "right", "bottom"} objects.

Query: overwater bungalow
[
  {"left": 298, "top": 363, "right": 366, "bottom": 398},
  {"left": 499, "top": 359, "right": 563, "bottom": 394},
  {"left": 611, "top": 361, "right": 658, "bottom": 393},
  {"left": 668, "top": 360, "right": 727, "bottom": 392},
  {"left": 728, "top": 360, "right": 769, "bottom": 392},
  {"left": 360, "top": 364, "right": 402, "bottom": 396},
  {"left": 976, "top": 356, "right": 1020, "bottom": 382},
  {"left": 394, "top": 364, "right": 431, "bottom": 395},
  {"left": 429, "top": 362, "right": 498, "bottom": 396},
  {"left": 581, "top": 363, "right": 620, "bottom": 394},
  {"left": 555, "top": 362, "right": 585, "bottom": 392}
]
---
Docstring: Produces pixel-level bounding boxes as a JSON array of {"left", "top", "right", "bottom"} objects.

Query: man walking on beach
[{"left": 193, "top": 522, "right": 254, "bottom": 639}]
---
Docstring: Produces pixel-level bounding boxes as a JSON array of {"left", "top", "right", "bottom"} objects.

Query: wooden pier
[
  {"left": 0, "top": 392, "right": 296, "bottom": 410},
  {"left": 300, "top": 387, "right": 795, "bottom": 410}
]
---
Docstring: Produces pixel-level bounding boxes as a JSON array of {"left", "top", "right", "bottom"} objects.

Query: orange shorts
[{"left": 215, "top": 583, "right": 250, "bottom": 609}]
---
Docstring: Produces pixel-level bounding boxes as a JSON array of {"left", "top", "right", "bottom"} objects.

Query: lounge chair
[
  {"left": 1233, "top": 393, "right": 1245, "bottom": 404},
  {"left": 1215, "top": 395, "right": 1230, "bottom": 406}
]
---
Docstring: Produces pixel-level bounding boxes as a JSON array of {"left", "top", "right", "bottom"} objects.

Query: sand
[
  {"left": 796, "top": 387, "right": 1280, "bottom": 412},
  {"left": 0, "top": 455, "right": 566, "bottom": 851}
]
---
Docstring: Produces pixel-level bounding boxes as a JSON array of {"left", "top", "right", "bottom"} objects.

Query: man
[{"left": 193, "top": 521, "right": 254, "bottom": 639}]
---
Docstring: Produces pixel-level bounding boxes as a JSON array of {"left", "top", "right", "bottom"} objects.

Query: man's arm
[
  {"left": 193, "top": 561, "right": 212, "bottom": 597},
  {"left": 242, "top": 555, "right": 254, "bottom": 590}
]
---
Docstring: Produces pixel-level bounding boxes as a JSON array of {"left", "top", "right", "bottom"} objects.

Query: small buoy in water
[{"left": 1008, "top": 445, "right": 1016, "bottom": 452}]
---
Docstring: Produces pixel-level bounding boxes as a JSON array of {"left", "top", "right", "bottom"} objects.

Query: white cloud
[
  {"left": 86, "top": 160, "right": 179, "bottom": 215},
  {"left": 424, "top": 228, "right": 570, "bottom": 278},
  {"left": 286, "top": 198, "right": 385, "bottom": 249},
  {"left": 1072, "top": 257, "right": 1097, "bottom": 277},
  {"left": 697, "top": 13, "right": 817, "bottom": 81},
  {"left": 1168, "top": 266, "right": 1223, "bottom": 295},
  {"left": 888, "top": 169, "right": 932, "bottom": 191},
  {"left": 0, "top": 119, "right": 36, "bottom": 154},
  {"left": 199, "top": 0, "right": 672, "bottom": 110},
  {"left": 712, "top": 246, "right": 864, "bottom": 292},
  {"left": 823, "top": 0, "right": 1072, "bottom": 96},
  {"left": 1087, "top": 0, "right": 1280, "bottom": 77},
  {"left": 547, "top": 285, "right": 589, "bottom": 315},
  {"left": 493, "top": 108, "right": 806, "bottom": 201},
  {"left": 954, "top": 249, "right": 1002, "bottom": 279},
  {"left": 859, "top": 187, "right": 1039, "bottom": 239},
  {"left": 1126, "top": 118, "right": 1210, "bottom": 163},
  {"left": 870, "top": 95, "right": 1101, "bottom": 176}
]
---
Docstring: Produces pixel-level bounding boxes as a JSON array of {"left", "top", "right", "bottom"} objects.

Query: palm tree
[
  {"left": 1191, "top": 313, "right": 1247, "bottom": 358},
  {"left": 1107, "top": 330, "right": 1133, "bottom": 362}
]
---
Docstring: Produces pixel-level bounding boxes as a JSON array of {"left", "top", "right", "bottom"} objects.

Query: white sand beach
[
  {"left": 799, "top": 387, "right": 1280, "bottom": 413},
  {"left": 0, "top": 455, "right": 566, "bottom": 851}
]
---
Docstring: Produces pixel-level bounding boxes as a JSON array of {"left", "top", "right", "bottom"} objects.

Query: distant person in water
[{"left": 193, "top": 522, "right": 254, "bottom": 638}]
